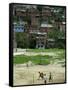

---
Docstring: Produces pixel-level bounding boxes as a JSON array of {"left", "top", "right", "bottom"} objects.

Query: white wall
[{"left": 0, "top": 0, "right": 68, "bottom": 90}]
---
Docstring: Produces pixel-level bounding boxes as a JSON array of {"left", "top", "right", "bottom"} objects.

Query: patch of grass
[
  {"left": 58, "top": 61, "right": 65, "bottom": 64},
  {"left": 13, "top": 55, "right": 52, "bottom": 65},
  {"left": 13, "top": 55, "right": 30, "bottom": 64},
  {"left": 56, "top": 51, "right": 65, "bottom": 60},
  {"left": 13, "top": 49, "right": 65, "bottom": 65},
  {"left": 27, "top": 48, "right": 64, "bottom": 53}
]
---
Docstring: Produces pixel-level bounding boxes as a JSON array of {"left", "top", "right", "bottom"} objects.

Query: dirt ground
[
  {"left": 13, "top": 63, "right": 65, "bottom": 86},
  {"left": 13, "top": 49, "right": 65, "bottom": 86}
]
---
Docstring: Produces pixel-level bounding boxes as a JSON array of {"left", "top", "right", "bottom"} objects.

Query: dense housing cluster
[{"left": 13, "top": 4, "right": 66, "bottom": 49}]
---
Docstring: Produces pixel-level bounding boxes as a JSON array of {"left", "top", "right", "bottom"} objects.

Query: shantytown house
[{"left": 13, "top": 5, "right": 66, "bottom": 49}]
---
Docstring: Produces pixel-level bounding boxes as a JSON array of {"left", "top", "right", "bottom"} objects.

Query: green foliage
[
  {"left": 51, "top": 7, "right": 65, "bottom": 22},
  {"left": 16, "top": 32, "right": 29, "bottom": 48},
  {"left": 48, "top": 27, "right": 65, "bottom": 39},
  {"left": 13, "top": 49, "right": 65, "bottom": 65},
  {"left": 27, "top": 48, "right": 64, "bottom": 53},
  {"left": 48, "top": 27, "right": 65, "bottom": 48},
  {"left": 13, "top": 16, "right": 18, "bottom": 22},
  {"left": 14, "top": 55, "right": 51, "bottom": 65},
  {"left": 29, "top": 35, "right": 36, "bottom": 48}
]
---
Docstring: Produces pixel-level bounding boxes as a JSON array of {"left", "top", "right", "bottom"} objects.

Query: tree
[
  {"left": 29, "top": 34, "right": 36, "bottom": 48},
  {"left": 15, "top": 32, "right": 29, "bottom": 48}
]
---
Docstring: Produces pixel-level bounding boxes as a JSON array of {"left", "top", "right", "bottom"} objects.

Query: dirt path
[
  {"left": 13, "top": 64, "right": 65, "bottom": 86},
  {"left": 14, "top": 52, "right": 56, "bottom": 56}
]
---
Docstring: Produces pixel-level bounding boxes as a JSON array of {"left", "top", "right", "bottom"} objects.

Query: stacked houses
[{"left": 13, "top": 5, "right": 66, "bottom": 49}]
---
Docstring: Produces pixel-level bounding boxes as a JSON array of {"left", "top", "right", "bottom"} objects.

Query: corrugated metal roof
[
  {"left": 30, "top": 32, "right": 47, "bottom": 35},
  {"left": 41, "top": 24, "right": 53, "bottom": 27}
]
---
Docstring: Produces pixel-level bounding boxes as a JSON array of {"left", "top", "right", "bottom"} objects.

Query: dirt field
[
  {"left": 13, "top": 63, "right": 65, "bottom": 86},
  {"left": 13, "top": 49, "right": 65, "bottom": 86}
]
